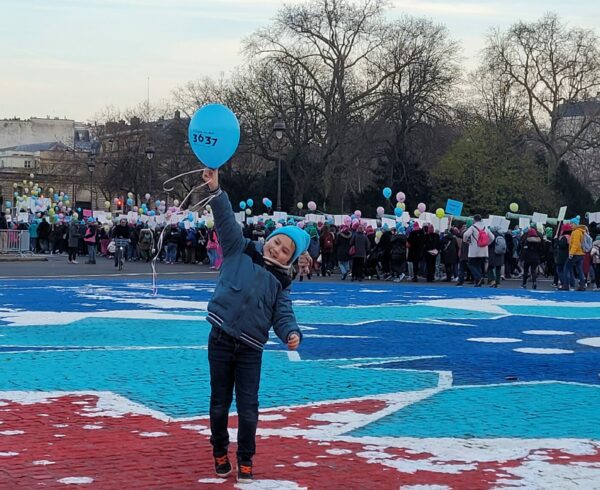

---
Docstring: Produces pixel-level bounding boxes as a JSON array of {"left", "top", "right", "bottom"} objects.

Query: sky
[{"left": 1, "top": 0, "right": 599, "bottom": 122}]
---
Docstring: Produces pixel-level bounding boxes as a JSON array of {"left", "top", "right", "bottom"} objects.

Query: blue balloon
[
  {"left": 239, "top": 201, "right": 247, "bottom": 210},
  {"left": 246, "top": 199, "right": 254, "bottom": 208},
  {"left": 394, "top": 207, "right": 402, "bottom": 217},
  {"left": 5, "top": 201, "right": 11, "bottom": 208},
  {"left": 188, "top": 103, "right": 240, "bottom": 169},
  {"left": 142, "top": 203, "right": 148, "bottom": 209},
  {"left": 126, "top": 198, "right": 134, "bottom": 206},
  {"left": 382, "top": 187, "right": 392, "bottom": 199},
  {"left": 188, "top": 212, "right": 194, "bottom": 221},
  {"left": 265, "top": 199, "right": 272, "bottom": 208},
  {"left": 155, "top": 200, "right": 161, "bottom": 207}
]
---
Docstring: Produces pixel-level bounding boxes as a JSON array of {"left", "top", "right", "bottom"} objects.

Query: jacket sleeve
[
  {"left": 272, "top": 287, "right": 302, "bottom": 344},
  {"left": 209, "top": 189, "right": 245, "bottom": 257},
  {"left": 463, "top": 226, "right": 473, "bottom": 242}
]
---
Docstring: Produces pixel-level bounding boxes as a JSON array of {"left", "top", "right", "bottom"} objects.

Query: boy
[{"left": 202, "top": 169, "right": 309, "bottom": 483}]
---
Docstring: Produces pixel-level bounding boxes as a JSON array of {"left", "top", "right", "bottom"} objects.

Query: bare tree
[{"left": 484, "top": 13, "right": 600, "bottom": 181}]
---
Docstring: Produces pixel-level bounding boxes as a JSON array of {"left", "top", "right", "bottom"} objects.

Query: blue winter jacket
[{"left": 206, "top": 188, "right": 302, "bottom": 351}]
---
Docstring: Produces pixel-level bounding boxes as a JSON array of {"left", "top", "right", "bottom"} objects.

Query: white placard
[
  {"left": 315, "top": 215, "right": 326, "bottom": 224},
  {"left": 334, "top": 215, "right": 344, "bottom": 226},
  {"left": 499, "top": 218, "right": 510, "bottom": 233},
  {"left": 364, "top": 219, "right": 377, "bottom": 228},
  {"left": 401, "top": 212, "right": 410, "bottom": 224},
  {"left": 482, "top": 218, "right": 491, "bottom": 228},
  {"left": 169, "top": 214, "right": 180, "bottom": 225},
  {"left": 489, "top": 215, "right": 504, "bottom": 228},
  {"left": 422, "top": 212, "right": 434, "bottom": 224},
  {"left": 140, "top": 215, "right": 149, "bottom": 223},
  {"left": 18, "top": 212, "right": 29, "bottom": 223},
  {"left": 273, "top": 211, "right": 288, "bottom": 222},
  {"left": 382, "top": 217, "right": 396, "bottom": 229},
  {"left": 519, "top": 217, "right": 530, "bottom": 229},
  {"left": 235, "top": 212, "right": 245, "bottom": 223},
  {"left": 440, "top": 217, "right": 449, "bottom": 232},
  {"left": 557, "top": 206, "right": 567, "bottom": 221},
  {"left": 155, "top": 215, "right": 166, "bottom": 225},
  {"left": 588, "top": 212, "right": 600, "bottom": 224},
  {"left": 246, "top": 217, "right": 255, "bottom": 225},
  {"left": 532, "top": 212, "right": 547, "bottom": 225}
]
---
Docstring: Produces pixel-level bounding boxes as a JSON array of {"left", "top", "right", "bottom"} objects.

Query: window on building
[{"left": 24, "top": 160, "right": 32, "bottom": 168}]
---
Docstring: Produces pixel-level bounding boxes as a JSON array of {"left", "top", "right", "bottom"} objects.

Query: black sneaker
[
  {"left": 237, "top": 462, "right": 253, "bottom": 483},
  {"left": 214, "top": 455, "right": 232, "bottom": 478}
]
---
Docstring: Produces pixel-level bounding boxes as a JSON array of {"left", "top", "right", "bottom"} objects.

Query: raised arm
[{"left": 202, "top": 168, "right": 245, "bottom": 257}]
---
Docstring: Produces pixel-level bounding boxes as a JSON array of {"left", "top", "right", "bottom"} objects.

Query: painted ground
[{"left": 0, "top": 280, "right": 599, "bottom": 489}]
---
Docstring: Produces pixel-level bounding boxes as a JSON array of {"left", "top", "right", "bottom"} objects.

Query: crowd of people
[{"left": 2, "top": 209, "right": 599, "bottom": 291}]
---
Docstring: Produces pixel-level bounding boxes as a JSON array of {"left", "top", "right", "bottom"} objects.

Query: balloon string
[{"left": 151, "top": 169, "right": 214, "bottom": 296}]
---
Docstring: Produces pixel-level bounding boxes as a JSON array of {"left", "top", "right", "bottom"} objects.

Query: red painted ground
[{"left": 0, "top": 395, "right": 599, "bottom": 488}]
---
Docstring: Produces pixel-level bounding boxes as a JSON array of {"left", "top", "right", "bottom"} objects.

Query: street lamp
[
  {"left": 145, "top": 143, "right": 155, "bottom": 195},
  {"left": 272, "top": 118, "right": 286, "bottom": 211},
  {"left": 87, "top": 156, "right": 96, "bottom": 210}
]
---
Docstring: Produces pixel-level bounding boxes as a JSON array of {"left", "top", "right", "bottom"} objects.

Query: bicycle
[{"left": 114, "top": 238, "right": 130, "bottom": 271}]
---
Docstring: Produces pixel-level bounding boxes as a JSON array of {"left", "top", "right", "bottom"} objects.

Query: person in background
[
  {"left": 423, "top": 224, "right": 441, "bottom": 282},
  {"left": 520, "top": 227, "right": 543, "bottom": 289},
  {"left": 462, "top": 215, "right": 494, "bottom": 287},
  {"left": 407, "top": 222, "right": 425, "bottom": 282},
  {"left": 83, "top": 218, "right": 98, "bottom": 264},
  {"left": 67, "top": 217, "right": 82, "bottom": 264},
  {"left": 487, "top": 227, "right": 505, "bottom": 287},
  {"left": 349, "top": 224, "right": 370, "bottom": 282},
  {"left": 335, "top": 224, "right": 353, "bottom": 280}
]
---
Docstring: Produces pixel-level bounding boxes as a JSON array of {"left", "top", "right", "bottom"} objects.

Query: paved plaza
[{"left": 1, "top": 277, "right": 600, "bottom": 489}]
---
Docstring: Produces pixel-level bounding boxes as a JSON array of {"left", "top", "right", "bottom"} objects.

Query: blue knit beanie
[{"left": 267, "top": 226, "right": 311, "bottom": 263}]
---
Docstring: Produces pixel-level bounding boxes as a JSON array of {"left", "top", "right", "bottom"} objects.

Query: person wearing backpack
[
  {"left": 555, "top": 223, "right": 574, "bottom": 291},
  {"left": 568, "top": 224, "right": 589, "bottom": 291},
  {"left": 462, "top": 215, "right": 494, "bottom": 287},
  {"left": 487, "top": 227, "right": 505, "bottom": 287}
]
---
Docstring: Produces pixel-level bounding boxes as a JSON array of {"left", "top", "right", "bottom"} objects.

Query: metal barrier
[{"left": 0, "top": 230, "right": 31, "bottom": 255}]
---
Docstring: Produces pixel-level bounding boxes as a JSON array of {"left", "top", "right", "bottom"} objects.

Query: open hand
[
  {"left": 202, "top": 168, "right": 219, "bottom": 191},
  {"left": 287, "top": 333, "right": 300, "bottom": 350}
]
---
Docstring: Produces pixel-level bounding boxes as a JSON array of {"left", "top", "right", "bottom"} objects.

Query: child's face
[{"left": 264, "top": 234, "right": 295, "bottom": 265}]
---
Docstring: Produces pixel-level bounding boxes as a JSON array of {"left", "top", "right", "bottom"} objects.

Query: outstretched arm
[{"left": 202, "top": 169, "right": 245, "bottom": 257}]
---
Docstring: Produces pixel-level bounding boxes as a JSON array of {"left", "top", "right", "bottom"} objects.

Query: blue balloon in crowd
[
  {"left": 246, "top": 199, "right": 254, "bottom": 208},
  {"left": 54, "top": 194, "right": 59, "bottom": 201},
  {"left": 239, "top": 201, "right": 247, "bottom": 210},
  {"left": 126, "top": 198, "right": 134, "bottom": 206},
  {"left": 188, "top": 103, "right": 241, "bottom": 169},
  {"left": 382, "top": 187, "right": 392, "bottom": 199},
  {"left": 188, "top": 212, "right": 194, "bottom": 221},
  {"left": 155, "top": 200, "right": 161, "bottom": 207},
  {"left": 5, "top": 201, "right": 11, "bottom": 208},
  {"left": 265, "top": 199, "right": 272, "bottom": 208},
  {"left": 14, "top": 192, "right": 19, "bottom": 197},
  {"left": 394, "top": 207, "right": 402, "bottom": 217},
  {"left": 77, "top": 207, "right": 82, "bottom": 212},
  {"left": 148, "top": 210, "right": 156, "bottom": 217}
]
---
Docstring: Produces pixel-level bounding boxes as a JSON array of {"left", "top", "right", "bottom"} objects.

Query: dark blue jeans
[
  {"left": 208, "top": 327, "right": 263, "bottom": 463},
  {"left": 468, "top": 257, "right": 486, "bottom": 283},
  {"left": 569, "top": 255, "right": 585, "bottom": 288}
]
